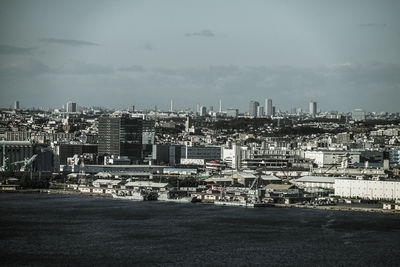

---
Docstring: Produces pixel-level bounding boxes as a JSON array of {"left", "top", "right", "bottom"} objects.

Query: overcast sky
[{"left": 1, "top": 0, "right": 399, "bottom": 112}]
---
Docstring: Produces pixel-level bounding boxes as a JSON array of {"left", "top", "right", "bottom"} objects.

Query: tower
[
  {"left": 309, "top": 101, "right": 317, "bottom": 117},
  {"left": 249, "top": 101, "right": 259, "bottom": 117},
  {"left": 170, "top": 99, "right": 173, "bottom": 112},
  {"left": 219, "top": 99, "right": 222, "bottom": 113},
  {"left": 265, "top": 98, "right": 272, "bottom": 117},
  {"left": 98, "top": 116, "right": 146, "bottom": 163},
  {"left": 14, "top": 101, "right": 19, "bottom": 110},
  {"left": 66, "top": 101, "right": 77, "bottom": 113}
]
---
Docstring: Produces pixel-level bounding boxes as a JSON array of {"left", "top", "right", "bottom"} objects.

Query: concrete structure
[
  {"left": 249, "top": 101, "right": 259, "bottom": 117},
  {"left": 0, "top": 141, "right": 33, "bottom": 169},
  {"left": 334, "top": 179, "right": 400, "bottom": 200},
  {"left": 14, "top": 101, "right": 19, "bottom": 110},
  {"left": 304, "top": 150, "right": 361, "bottom": 167},
  {"left": 390, "top": 150, "right": 400, "bottom": 167},
  {"left": 199, "top": 106, "right": 207, "bottom": 117},
  {"left": 309, "top": 101, "right": 317, "bottom": 117},
  {"left": 352, "top": 109, "right": 366, "bottom": 122},
  {"left": 294, "top": 176, "right": 337, "bottom": 190},
  {"left": 265, "top": 98, "right": 272, "bottom": 117},
  {"left": 257, "top": 106, "right": 264, "bottom": 117},
  {"left": 66, "top": 101, "right": 77, "bottom": 113},
  {"left": 98, "top": 116, "right": 147, "bottom": 163},
  {"left": 226, "top": 109, "right": 239, "bottom": 118},
  {"left": 181, "top": 145, "right": 222, "bottom": 161}
]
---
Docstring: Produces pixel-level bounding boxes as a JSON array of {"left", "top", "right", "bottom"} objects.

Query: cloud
[
  {"left": 185, "top": 29, "right": 215, "bottom": 37},
  {"left": 53, "top": 61, "right": 113, "bottom": 75},
  {"left": 0, "top": 58, "right": 50, "bottom": 76},
  {"left": 359, "top": 23, "right": 387, "bottom": 28},
  {"left": 0, "top": 44, "right": 35, "bottom": 55},
  {"left": 137, "top": 43, "right": 154, "bottom": 50},
  {"left": 118, "top": 65, "right": 145, "bottom": 72},
  {"left": 43, "top": 38, "right": 99, "bottom": 46}
]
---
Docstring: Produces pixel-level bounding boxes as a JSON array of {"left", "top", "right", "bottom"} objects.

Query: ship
[{"left": 112, "top": 190, "right": 158, "bottom": 201}]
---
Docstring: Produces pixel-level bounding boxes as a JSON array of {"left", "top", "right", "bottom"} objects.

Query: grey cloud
[
  {"left": 0, "top": 59, "right": 113, "bottom": 76},
  {"left": 43, "top": 38, "right": 99, "bottom": 46},
  {"left": 0, "top": 58, "right": 50, "bottom": 76},
  {"left": 53, "top": 62, "right": 113, "bottom": 75},
  {"left": 359, "top": 23, "right": 387, "bottom": 28},
  {"left": 185, "top": 29, "right": 215, "bottom": 37},
  {"left": 137, "top": 43, "right": 154, "bottom": 50},
  {"left": 118, "top": 65, "right": 145, "bottom": 72},
  {"left": 0, "top": 44, "right": 35, "bottom": 55}
]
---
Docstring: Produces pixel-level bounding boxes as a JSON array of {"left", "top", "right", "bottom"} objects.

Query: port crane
[{"left": 9, "top": 155, "right": 38, "bottom": 172}]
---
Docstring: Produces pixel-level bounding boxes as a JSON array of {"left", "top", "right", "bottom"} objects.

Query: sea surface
[{"left": 1, "top": 193, "right": 400, "bottom": 266}]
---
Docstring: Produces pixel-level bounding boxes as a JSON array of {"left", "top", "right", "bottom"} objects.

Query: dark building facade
[
  {"left": 98, "top": 116, "right": 152, "bottom": 163},
  {"left": 57, "top": 144, "right": 98, "bottom": 165}
]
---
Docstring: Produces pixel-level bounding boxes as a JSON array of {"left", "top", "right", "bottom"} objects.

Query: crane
[{"left": 10, "top": 155, "right": 38, "bottom": 172}]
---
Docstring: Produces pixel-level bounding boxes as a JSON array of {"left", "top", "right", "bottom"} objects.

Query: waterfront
[{"left": 1, "top": 193, "right": 400, "bottom": 266}]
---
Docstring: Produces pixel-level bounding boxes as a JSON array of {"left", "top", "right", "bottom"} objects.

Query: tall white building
[
  {"left": 14, "top": 101, "right": 19, "bottom": 110},
  {"left": 265, "top": 98, "right": 272, "bottom": 116},
  {"left": 309, "top": 101, "right": 317, "bottom": 117}
]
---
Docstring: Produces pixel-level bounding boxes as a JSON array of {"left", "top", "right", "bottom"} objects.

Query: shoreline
[{"left": 2, "top": 189, "right": 400, "bottom": 214}]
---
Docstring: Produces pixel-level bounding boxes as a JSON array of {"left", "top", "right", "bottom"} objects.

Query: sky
[{"left": 0, "top": 0, "right": 399, "bottom": 112}]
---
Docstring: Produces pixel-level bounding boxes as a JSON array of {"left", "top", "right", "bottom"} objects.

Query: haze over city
[{"left": 0, "top": 0, "right": 399, "bottom": 112}]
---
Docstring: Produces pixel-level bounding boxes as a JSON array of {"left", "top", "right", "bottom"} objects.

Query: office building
[
  {"left": 309, "top": 101, "right": 317, "bottom": 117},
  {"left": 249, "top": 101, "right": 259, "bottom": 117},
  {"left": 14, "top": 101, "right": 19, "bottom": 110},
  {"left": 66, "top": 101, "right": 77, "bottom": 113},
  {"left": 98, "top": 116, "right": 146, "bottom": 163},
  {"left": 200, "top": 106, "right": 207, "bottom": 117},
  {"left": 265, "top": 99, "right": 272, "bottom": 116},
  {"left": 352, "top": 109, "right": 366, "bottom": 122},
  {"left": 257, "top": 106, "right": 264, "bottom": 117},
  {"left": 226, "top": 109, "right": 239, "bottom": 118}
]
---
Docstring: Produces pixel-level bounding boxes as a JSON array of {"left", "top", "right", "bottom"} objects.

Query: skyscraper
[
  {"left": 66, "top": 101, "right": 77, "bottom": 113},
  {"left": 265, "top": 98, "right": 272, "bottom": 117},
  {"left": 200, "top": 106, "right": 207, "bottom": 116},
  {"left": 14, "top": 101, "right": 19, "bottom": 110},
  {"left": 98, "top": 116, "right": 146, "bottom": 163},
  {"left": 309, "top": 101, "right": 317, "bottom": 117},
  {"left": 257, "top": 106, "right": 264, "bottom": 117},
  {"left": 249, "top": 101, "right": 259, "bottom": 117}
]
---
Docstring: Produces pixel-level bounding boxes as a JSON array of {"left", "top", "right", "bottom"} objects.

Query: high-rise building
[
  {"left": 14, "top": 101, "right": 19, "bottom": 110},
  {"left": 200, "top": 106, "right": 207, "bottom": 116},
  {"left": 131, "top": 105, "right": 135, "bottom": 112},
  {"left": 352, "top": 109, "right": 366, "bottom": 122},
  {"left": 309, "top": 101, "right": 317, "bottom": 117},
  {"left": 249, "top": 101, "right": 259, "bottom": 117},
  {"left": 257, "top": 106, "right": 264, "bottom": 117},
  {"left": 98, "top": 116, "right": 148, "bottom": 163},
  {"left": 265, "top": 99, "right": 272, "bottom": 116},
  {"left": 219, "top": 99, "right": 222, "bottom": 113},
  {"left": 66, "top": 101, "right": 77, "bottom": 113},
  {"left": 226, "top": 108, "right": 239, "bottom": 118}
]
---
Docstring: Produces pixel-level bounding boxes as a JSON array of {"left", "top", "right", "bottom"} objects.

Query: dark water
[{"left": 1, "top": 193, "right": 400, "bottom": 266}]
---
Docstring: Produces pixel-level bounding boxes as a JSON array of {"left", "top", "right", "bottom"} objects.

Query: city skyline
[{"left": 1, "top": 1, "right": 400, "bottom": 112}]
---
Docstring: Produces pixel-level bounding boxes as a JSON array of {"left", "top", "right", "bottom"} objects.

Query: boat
[
  {"left": 112, "top": 190, "right": 158, "bottom": 201},
  {"left": 214, "top": 199, "right": 272, "bottom": 208},
  {"left": 112, "top": 190, "right": 144, "bottom": 201},
  {"left": 158, "top": 191, "right": 193, "bottom": 203}
]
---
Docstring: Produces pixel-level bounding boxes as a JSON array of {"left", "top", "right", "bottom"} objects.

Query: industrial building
[{"left": 334, "top": 178, "right": 400, "bottom": 200}]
